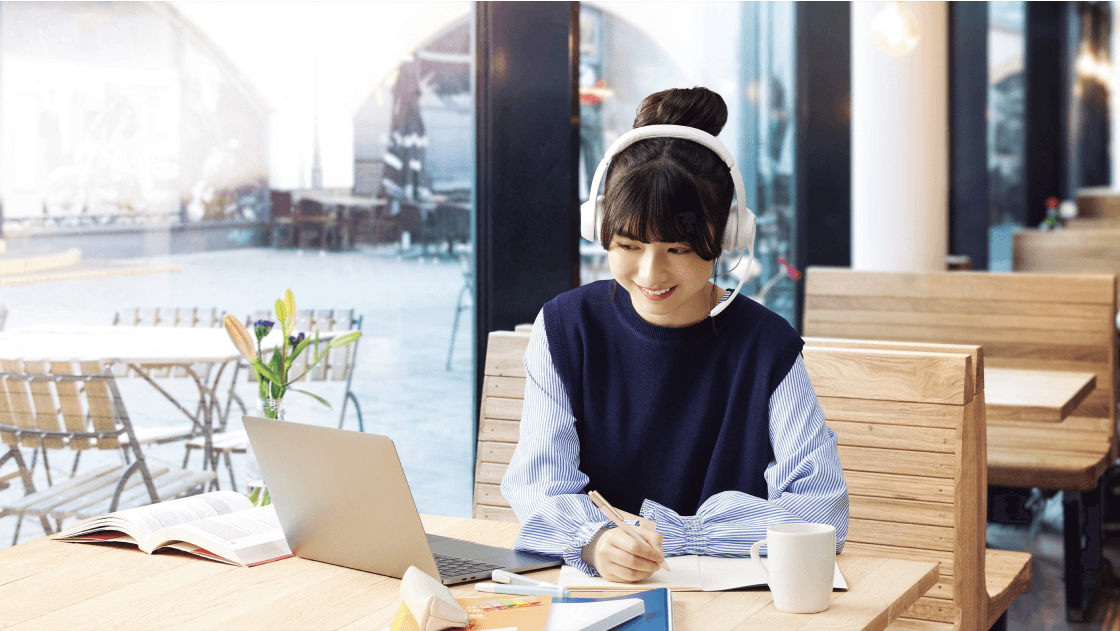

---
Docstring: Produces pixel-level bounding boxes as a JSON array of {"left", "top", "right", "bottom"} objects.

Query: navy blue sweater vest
[{"left": 542, "top": 280, "right": 804, "bottom": 517}]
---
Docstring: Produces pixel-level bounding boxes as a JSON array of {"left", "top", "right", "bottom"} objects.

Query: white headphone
[{"left": 580, "top": 124, "right": 757, "bottom": 318}]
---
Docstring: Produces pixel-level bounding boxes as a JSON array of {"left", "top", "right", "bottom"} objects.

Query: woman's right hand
[{"left": 580, "top": 523, "right": 665, "bottom": 583}]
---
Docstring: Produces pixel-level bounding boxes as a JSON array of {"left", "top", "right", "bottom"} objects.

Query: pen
[
  {"left": 491, "top": 569, "right": 558, "bottom": 588},
  {"left": 475, "top": 583, "right": 570, "bottom": 598},
  {"left": 588, "top": 490, "right": 672, "bottom": 573}
]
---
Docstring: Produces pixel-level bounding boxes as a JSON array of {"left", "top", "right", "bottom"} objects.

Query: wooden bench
[
  {"left": 1012, "top": 228, "right": 1120, "bottom": 302},
  {"left": 802, "top": 340, "right": 1030, "bottom": 630},
  {"left": 472, "top": 329, "right": 1030, "bottom": 629},
  {"left": 804, "top": 267, "right": 1117, "bottom": 621}
]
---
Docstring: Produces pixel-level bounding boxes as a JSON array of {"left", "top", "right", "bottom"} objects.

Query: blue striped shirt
[{"left": 501, "top": 294, "right": 849, "bottom": 576}]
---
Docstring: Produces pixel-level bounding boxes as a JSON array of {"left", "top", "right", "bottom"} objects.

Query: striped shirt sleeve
[{"left": 501, "top": 306, "right": 850, "bottom": 576}]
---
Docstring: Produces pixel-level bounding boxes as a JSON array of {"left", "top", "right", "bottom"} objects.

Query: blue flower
[
  {"left": 289, "top": 332, "right": 306, "bottom": 347},
  {"left": 253, "top": 320, "right": 274, "bottom": 342}
]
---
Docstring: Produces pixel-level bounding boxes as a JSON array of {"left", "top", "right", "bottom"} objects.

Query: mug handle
[{"left": 749, "top": 538, "right": 767, "bottom": 562}]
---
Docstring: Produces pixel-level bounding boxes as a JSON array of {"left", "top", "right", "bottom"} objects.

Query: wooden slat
[
  {"left": 846, "top": 518, "right": 954, "bottom": 553},
  {"left": 0, "top": 364, "right": 18, "bottom": 446},
  {"left": 806, "top": 294, "right": 1113, "bottom": 324},
  {"left": 904, "top": 597, "right": 954, "bottom": 624},
  {"left": 803, "top": 347, "right": 971, "bottom": 405},
  {"left": 806, "top": 338, "right": 983, "bottom": 395},
  {"left": 837, "top": 446, "right": 955, "bottom": 479},
  {"left": 485, "top": 376, "right": 527, "bottom": 400},
  {"left": 51, "top": 361, "right": 90, "bottom": 449},
  {"left": 23, "top": 360, "right": 63, "bottom": 449},
  {"left": 475, "top": 482, "right": 509, "bottom": 508},
  {"left": 78, "top": 360, "right": 119, "bottom": 450},
  {"left": 475, "top": 462, "right": 506, "bottom": 486},
  {"left": 831, "top": 420, "right": 958, "bottom": 454},
  {"left": 818, "top": 396, "right": 963, "bottom": 430},
  {"left": 806, "top": 320, "right": 1108, "bottom": 351},
  {"left": 845, "top": 470, "right": 954, "bottom": 504},
  {"left": 476, "top": 440, "right": 516, "bottom": 465},
  {"left": 483, "top": 397, "right": 523, "bottom": 422},
  {"left": 985, "top": 549, "right": 1032, "bottom": 627},
  {"left": 479, "top": 418, "right": 519, "bottom": 443},
  {"left": 482, "top": 332, "right": 531, "bottom": 378},
  {"left": 805, "top": 266, "right": 1115, "bottom": 304},
  {"left": 2, "top": 359, "right": 40, "bottom": 448},
  {"left": 807, "top": 307, "right": 1115, "bottom": 335},
  {"left": 474, "top": 505, "right": 518, "bottom": 522},
  {"left": 849, "top": 496, "right": 954, "bottom": 527}
]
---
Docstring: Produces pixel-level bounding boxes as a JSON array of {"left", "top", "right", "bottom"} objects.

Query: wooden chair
[
  {"left": 802, "top": 339, "right": 1030, "bottom": 630},
  {"left": 0, "top": 361, "right": 215, "bottom": 545},
  {"left": 473, "top": 331, "right": 531, "bottom": 522},
  {"left": 803, "top": 267, "right": 1117, "bottom": 621},
  {"left": 185, "top": 308, "right": 365, "bottom": 491}
]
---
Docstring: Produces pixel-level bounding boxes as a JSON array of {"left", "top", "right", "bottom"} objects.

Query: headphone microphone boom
[{"left": 579, "top": 124, "right": 757, "bottom": 319}]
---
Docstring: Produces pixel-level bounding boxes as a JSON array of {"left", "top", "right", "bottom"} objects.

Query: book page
[
  {"left": 55, "top": 491, "right": 252, "bottom": 543},
  {"left": 558, "top": 555, "right": 702, "bottom": 591},
  {"left": 699, "top": 556, "right": 847, "bottom": 592},
  {"left": 146, "top": 505, "right": 292, "bottom": 566}
]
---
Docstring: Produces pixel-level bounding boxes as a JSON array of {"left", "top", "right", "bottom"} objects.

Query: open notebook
[{"left": 558, "top": 555, "right": 847, "bottom": 592}]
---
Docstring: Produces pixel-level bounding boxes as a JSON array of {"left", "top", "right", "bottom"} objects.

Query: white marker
[
  {"left": 475, "top": 583, "right": 570, "bottom": 599},
  {"left": 490, "top": 569, "right": 557, "bottom": 588}
]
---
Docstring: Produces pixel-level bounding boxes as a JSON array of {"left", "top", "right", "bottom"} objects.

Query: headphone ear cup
[
  {"left": 722, "top": 207, "right": 758, "bottom": 252},
  {"left": 580, "top": 195, "right": 605, "bottom": 244},
  {"left": 738, "top": 210, "right": 757, "bottom": 251}
]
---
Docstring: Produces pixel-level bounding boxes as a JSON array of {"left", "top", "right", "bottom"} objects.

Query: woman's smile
[{"left": 638, "top": 285, "right": 677, "bottom": 301}]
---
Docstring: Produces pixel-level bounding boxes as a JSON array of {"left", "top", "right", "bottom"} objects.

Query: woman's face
[{"left": 607, "top": 235, "right": 717, "bottom": 328}]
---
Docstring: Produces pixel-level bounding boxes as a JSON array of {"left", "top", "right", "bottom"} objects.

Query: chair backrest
[
  {"left": 0, "top": 359, "right": 130, "bottom": 452},
  {"left": 1076, "top": 187, "right": 1120, "bottom": 220},
  {"left": 113, "top": 307, "right": 222, "bottom": 328},
  {"left": 802, "top": 339, "right": 987, "bottom": 629},
  {"left": 271, "top": 190, "right": 293, "bottom": 219},
  {"left": 803, "top": 267, "right": 1119, "bottom": 457},
  {"left": 473, "top": 331, "right": 531, "bottom": 522},
  {"left": 246, "top": 308, "right": 361, "bottom": 382},
  {"left": 1012, "top": 228, "right": 1120, "bottom": 301}
]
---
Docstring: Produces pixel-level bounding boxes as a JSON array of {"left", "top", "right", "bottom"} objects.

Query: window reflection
[{"left": 988, "top": 1, "right": 1026, "bottom": 272}]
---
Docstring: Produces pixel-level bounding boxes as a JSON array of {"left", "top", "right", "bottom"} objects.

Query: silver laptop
[{"left": 242, "top": 416, "right": 562, "bottom": 584}]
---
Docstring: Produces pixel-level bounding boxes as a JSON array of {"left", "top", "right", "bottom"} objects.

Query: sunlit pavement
[{"left": 0, "top": 245, "right": 477, "bottom": 547}]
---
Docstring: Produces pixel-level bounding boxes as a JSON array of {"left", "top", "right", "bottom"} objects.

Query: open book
[
  {"left": 558, "top": 555, "right": 847, "bottom": 592},
  {"left": 54, "top": 491, "right": 292, "bottom": 567}
]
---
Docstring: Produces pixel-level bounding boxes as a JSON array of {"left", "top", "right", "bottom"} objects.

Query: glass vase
[{"left": 246, "top": 397, "right": 284, "bottom": 506}]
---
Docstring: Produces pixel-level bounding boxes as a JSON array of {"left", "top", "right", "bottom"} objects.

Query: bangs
[{"left": 601, "top": 161, "right": 725, "bottom": 261}]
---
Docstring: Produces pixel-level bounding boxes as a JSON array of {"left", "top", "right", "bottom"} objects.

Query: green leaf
[
  {"left": 328, "top": 331, "right": 362, "bottom": 348},
  {"left": 261, "top": 487, "right": 271, "bottom": 506},
  {"left": 248, "top": 487, "right": 260, "bottom": 505},
  {"left": 252, "top": 357, "right": 283, "bottom": 385},
  {"left": 290, "top": 387, "right": 332, "bottom": 409},
  {"left": 290, "top": 335, "right": 312, "bottom": 363}
]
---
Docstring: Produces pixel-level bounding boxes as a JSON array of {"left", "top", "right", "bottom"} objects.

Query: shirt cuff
[
  {"left": 562, "top": 519, "right": 612, "bottom": 577},
  {"left": 640, "top": 499, "right": 707, "bottom": 556}
]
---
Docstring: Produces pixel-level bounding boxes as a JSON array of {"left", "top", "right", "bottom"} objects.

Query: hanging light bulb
[
  {"left": 871, "top": 1, "right": 920, "bottom": 57},
  {"left": 1076, "top": 39, "right": 1097, "bottom": 80}
]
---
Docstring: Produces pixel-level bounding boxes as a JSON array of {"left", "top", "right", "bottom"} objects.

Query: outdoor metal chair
[
  {"left": 0, "top": 360, "right": 215, "bottom": 544},
  {"left": 186, "top": 308, "right": 365, "bottom": 491},
  {"left": 446, "top": 254, "right": 473, "bottom": 371}
]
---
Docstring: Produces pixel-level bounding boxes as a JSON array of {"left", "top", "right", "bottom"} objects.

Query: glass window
[
  {"left": 578, "top": 2, "right": 799, "bottom": 326},
  {"left": 987, "top": 1, "right": 1026, "bottom": 272},
  {"left": 0, "top": 1, "right": 476, "bottom": 546}
]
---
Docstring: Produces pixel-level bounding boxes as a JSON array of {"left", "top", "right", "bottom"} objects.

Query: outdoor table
[
  {"left": 0, "top": 324, "right": 334, "bottom": 488},
  {"left": 984, "top": 367, "right": 1097, "bottom": 423},
  {"left": 0, "top": 516, "right": 939, "bottom": 631}
]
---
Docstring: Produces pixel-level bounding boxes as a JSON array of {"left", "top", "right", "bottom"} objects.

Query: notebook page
[
  {"left": 558, "top": 555, "right": 702, "bottom": 591},
  {"left": 699, "top": 556, "right": 848, "bottom": 592}
]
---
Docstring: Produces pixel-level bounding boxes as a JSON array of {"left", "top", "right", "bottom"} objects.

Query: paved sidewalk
[{"left": 0, "top": 246, "right": 477, "bottom": 547}]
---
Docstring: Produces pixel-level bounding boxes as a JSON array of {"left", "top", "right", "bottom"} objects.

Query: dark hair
[{"left": 598, "top": 87, "right": 734, "bottom": 262}]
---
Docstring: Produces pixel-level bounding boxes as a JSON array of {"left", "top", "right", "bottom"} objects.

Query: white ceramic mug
[{"left": 749, "top": 523, "right": 836, "bottom": 613}]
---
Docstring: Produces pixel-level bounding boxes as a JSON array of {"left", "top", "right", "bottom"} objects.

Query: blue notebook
[{"left": 553, "top": 588, "right": 672, "bottom": 631}]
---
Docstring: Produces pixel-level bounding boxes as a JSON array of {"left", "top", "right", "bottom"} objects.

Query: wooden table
[
  {"left": 0, "top": 516, "right": 938, "bottom": 631},
  {"left": 985, "top": 367, "right": 1097, "bottom": 423}
]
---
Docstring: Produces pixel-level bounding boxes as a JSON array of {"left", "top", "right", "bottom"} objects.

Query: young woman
[{"left": 501, "top": 87, "right": 848, "bottom": 583}]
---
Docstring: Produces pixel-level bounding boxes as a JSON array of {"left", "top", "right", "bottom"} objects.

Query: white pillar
[{"left": 851, "top": 1, "right": 949, "bottom": 271}]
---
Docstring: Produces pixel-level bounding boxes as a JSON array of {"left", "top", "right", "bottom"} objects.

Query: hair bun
[{"left": 633, "top": 87, "right": 728, "bottom": 136}]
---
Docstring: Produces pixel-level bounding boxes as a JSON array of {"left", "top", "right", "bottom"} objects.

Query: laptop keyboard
[{"left": 434, "top": 553, "right": 503, "bottom": 578}]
